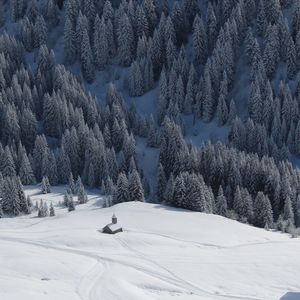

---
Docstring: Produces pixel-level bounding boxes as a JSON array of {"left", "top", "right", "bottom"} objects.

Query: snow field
[{"left": 0, "top": 187, "right": 299, "bottom": 300}]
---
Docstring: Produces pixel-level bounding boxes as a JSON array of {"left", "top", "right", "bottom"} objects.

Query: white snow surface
[{"left": 0, "top": 186, "right": 299, "bottom": 300}]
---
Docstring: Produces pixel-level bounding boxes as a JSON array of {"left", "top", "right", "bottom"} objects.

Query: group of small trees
[
  {"left": 36, "top": 200, "right": 55, "bottom": 217},
  {"left": 62, "top": 173, "right": 88, "bottom": 211},
  {"left": 111, "top": 168, "right": 145, "bottom": 205},
  {"left": 38, "top": 173, "right": 89, "bottom": 217},
  {"left": 0, "top": 174, "right": 30, "bottom": 216}
]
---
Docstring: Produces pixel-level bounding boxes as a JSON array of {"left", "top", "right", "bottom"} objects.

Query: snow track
[
  {"left": 0, "top": 232, "right": 261, "bottom": 300},
  {"left": 115, "top": 234, "right": 263, "bottom": 300},
  {"left": 1, "top": 199, "right": 300, "bottom": 300},
  {"left": 77, "top": 260, "right": 106, "bottom": 300}
]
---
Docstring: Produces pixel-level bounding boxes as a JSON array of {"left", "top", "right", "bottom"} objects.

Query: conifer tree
[
  {"left": 106, "top": 19, "right": 115, "bottom": 58},
  {"left": 16, "top": 177, "right": 29, "bottom": 214},
  {"left": 45, "top": 0, "right": 59, "bottom": 26},
  {"left": 143, "top": 0, "right": 157, "bottom": 32},
  {"left": 295, "top": 121, "right": 300, "bottom": 155},
  {"left": 50, "top": 201, "right": 55, "bottom": 216},
  {"left": 77, "top": 178, "right": 88, "bottom": 204},
  {"left": 20, "top": 108, "right": 38, "bottom": 151},
  {"left": 2, "top": 177, "right": 20, "bottom": 216},
  {"left": 193, "top": 14, "right": 207, "bottom": 65},
  {"left": 117, "top": 13, "right": 134, "bottom": 66},
  {"left": 215, "top": 186, "right": 227, "bottom": 216},
  {"left": 292, "top": 1, "right": 300, "bottom": 39},
  {"left": 287, "top": 36, "right": 296, "bottom": 79},
  {"left": 93, "top": 15, "right": 109, "bottom": 70},
  {"left": 64, "top": 190, "right": 71, "bottom": 207},
  {"left": 234, "top": 186, "right": 253, "bottom": 222},
  {"left": 202, "top": 67, "right": 213, "bottom": 122},
  {"left": 207, "top": 3, "right": 217, "bottom": 52},
  {"left": 68, "top": 173, "right": 76, "bottom": 194},
  {"left": 147, "top": 115, "right": 157, "bottom": 147},
  {"left": 43, "top": 93, "right": 58, "bottom": 138},
  {"left": 248, "top": 79, "right": 262, "bottom": 123},
  {"left": 42, "top": 149, "right": 58, "bottom": 185},
  {"left": 129, "top": 169, "right": 144, "bottom": 202},
  {"left": 173, "top": 175, "right": 185, "bottom": 208},
  {"left": 27, "top": 0, "right": 38, "bottom": 22},
  {"left": 263, "top": 25, "right": 280, "bottom": 78},
  {"left": 34, "top": 15, "right": 47, "bottom": 48},
  {"left": 41, "top": 176, "right": 51, "bottom": 194},
  {"left": 81, "top": 28, "right": 95, "bottom": 83},
  {"left": 253, "top": 192, "right": 273, "bottom": 228},
  {"left": 0, "top": 201, "right": 3, "bottom": 218},
  {"left": 2, "top": 146, "right": 16, "bottom": 177},
  {"left": 264, "top": 0, "right": 281, "bottom": 24},
  {"left": 75, "top": 176, "right": 82, "bottom": 193},
  {"left": 68, "top": 196, "right": 75, "bottom": 211},
  {"left": 295, "top": 195, "right": 300, "bottom": 227},
  {"left": 217, "top": 73, "right": 229, "bottom": 126},
  {"left": 185, "top": 174, "right": 205, "bottom": 212},
  {"left": 0, "top": 173, "right": 3, "bottom": 198},
  {"left": 20, "top": 17, "right": 34, "bottom": 51},
  {"left": 83, "top": 0, "right": 96, "bottom": 30},
  {"left": 65, "top": 0, "right": 79, "bottom": 23},
  {"left": 256, "top": 0, "right": 267, "bottom": 37},
  {"left": 57, "top": 147, "right": 71, "bottom": 183},
  {"left": 283, "top": 196, "right": 294, "bottom": 223},
  {"left": 129, "top": 61, "right": 144, "bottom": 97},
  {"left": 45, "top": 151, "right": 58, "bottom": 185},
  {"left": 27, "top": 195, "right": 33, "bottom": 211},
  {"left": 244, "top": 0, "right": 256, "bottom": 24},
  {"left": 11, "top": 0, "right": 26, "bottom": 21},
  {"left": 137, "top": 6, "right": 150, "bottom": 39},
  {"left": 158, "top": 69, "right": 168, "bottom": 123},
  {"left": 64, "top": 17, "right": 76, "bottom": 64},
  {"left": 33, "top": 135, "right": 48, "bottom": 181},
  {"left": 3, "top": 104, "right": 20, "bottom": 145},
  {"left": 164, "top": 173, "right": 174, "bottom": 204},
  {"left": 114, "top": 172, "right": 129, "bottom": 204}
]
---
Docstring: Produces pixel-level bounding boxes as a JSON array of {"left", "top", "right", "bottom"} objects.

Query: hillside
[
  {"left": 0, "top": 188, "right": 299, "bottom": 300},
  {"left": 1, "top": 0, "right": 300, "bottom": 298}
]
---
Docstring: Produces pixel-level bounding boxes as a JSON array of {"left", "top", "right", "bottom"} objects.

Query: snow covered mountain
[
  {"left": 1, "top": 0, "right": 300, "bottom": 298},
  {"left": 0, "top": 188, "right": 300, "bottom": 300}
]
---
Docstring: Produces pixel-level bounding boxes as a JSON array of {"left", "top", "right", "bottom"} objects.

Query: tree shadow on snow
[
  {"left": 91, "top": 198, "right": 105, "bottom": 208},
  {"left": 280, "top": 292, "right": 300, "bottom": 300},
  {"left": 152, "top": 204, "right": 197, "bottom": 213}
]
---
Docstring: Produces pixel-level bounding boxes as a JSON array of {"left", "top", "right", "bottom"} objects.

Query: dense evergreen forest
[{"left": 0, "top": 0, "right": 300, "bottom": 233}]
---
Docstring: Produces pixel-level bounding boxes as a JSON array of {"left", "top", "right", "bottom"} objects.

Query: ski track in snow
[
  {"left": 126, "top": 228, "right": 294, "bottom": 250},
  {"left": 0, "top": 230, "right": 266, "bottom": 300},
  {"left": 76, "top": 260, "right": 106, "bottom": 300},
  {"left": 114, "top": 234, "right": 263, "bottom": 300}
]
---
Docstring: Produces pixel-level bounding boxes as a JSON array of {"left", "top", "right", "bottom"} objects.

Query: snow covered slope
[{"left": 0, "top": 188, "right": 299, "bottom": 300}]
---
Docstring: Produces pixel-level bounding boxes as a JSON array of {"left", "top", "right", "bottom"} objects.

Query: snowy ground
[{"left": 0, "top": 187, "right": 300, "bottom": 300}]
